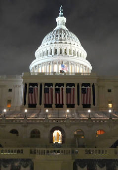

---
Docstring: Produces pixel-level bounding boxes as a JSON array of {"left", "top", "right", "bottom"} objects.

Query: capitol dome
[
  {"left": 41, "top": 29, "right": 81, "bottom": 46},
  {"left": 29, "top": 6, "right": 92, "bottom": 74}
]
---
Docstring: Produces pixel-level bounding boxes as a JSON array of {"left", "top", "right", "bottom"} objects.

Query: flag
[
  {"left": 81, "top": 86, "right": 91, "bottom": 104},
  {"left": 61, "top": 64, "right": 68, "bottom": 71},
  {"left": 66, "top": 87, "right": 75, "bottom": 104},
  {"left": 44, "top": 87, "right": 53, "bottom": 104},
  {"left": 55, "top": 87, "right": 64, "bottom": 104},
  {"left": 28, "top": 86, "right": 38, "bottom": 104}
]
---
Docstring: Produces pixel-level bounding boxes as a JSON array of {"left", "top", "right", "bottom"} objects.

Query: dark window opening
[
  {"left": 7, "top": 100, "right": 11, "bottom": 108},
  {"left": 30, "top": 129, "right": 40, "bottom": 138},
  {"left": 108, "top": 89, "right": 112, "bottom": 92},
  {"left": 44, "top": 104, "right": 52, "bottom": 108},
  {"left": 83, "top": 104, "right": 91, "bottom": 108},
  {"left": 67, "top": 104, "right": 75, "bottom": 108},
  {"left": 10, "top": 129, "right": 19, "bottom": 136},
  {"left": 55, "top": 104, "right": 63, "bottom": 108},
  {"left": 8, "top": 89, "right": 12, "bottom": 92}
]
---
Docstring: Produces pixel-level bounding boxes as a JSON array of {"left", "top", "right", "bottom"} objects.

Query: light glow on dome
[{"left": 29, "top": 8, "right": 92, "bottom": 74}]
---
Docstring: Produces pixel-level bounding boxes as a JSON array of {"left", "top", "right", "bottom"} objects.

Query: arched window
[
  {"left": 64, "top": 49, "right": 67, "bottom": 55},
  {"left": 46, "top": 50, "right": 48, "bottom": 56},
  {"left": 73, "top": 50, "right": 75, "bottom": 56},
  {"left": 50, "top": 126, "right": 65, "bottom": 144},
  {"left": 30, "top": 129, "right": 40, "bottom": 138},
  {"left": 77, "top": 51, "right": 79, "bottom": 57},
  {"left": 74, "top": 129, "right": 85, "bottom": 148},
  {"left": 10, "top": 129, "right": 19, "bottom": 136},
  {"left": 53, "top": 130, "right": 62, "bottom": 143},
  {"left": 96, "top": 129, "right": 105, "bottom": 137},
  {"left": 60, "top": 48, "right": 62, "bottom": 54},
  {"left": 0, "top": 144, "right": 3, "bottom": 148},
  {"left": 55, "top": 49, "right": 57, "bottom": 55},
  {"left": 74, "top": 129, "right": 84, "bottom": 138}
]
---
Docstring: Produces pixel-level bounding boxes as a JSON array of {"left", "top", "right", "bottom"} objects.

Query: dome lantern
[{"left": 55, "top": 6, "right": 67, "bottom": 30}]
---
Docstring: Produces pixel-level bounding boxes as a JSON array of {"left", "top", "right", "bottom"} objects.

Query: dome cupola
[{"left": 30, "top": 6, "right": 92, "bottom": 74}]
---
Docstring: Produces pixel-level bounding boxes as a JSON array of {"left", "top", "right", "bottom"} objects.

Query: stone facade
[{"left": 0, "top": 6, "right": 118, "bottom": 170}]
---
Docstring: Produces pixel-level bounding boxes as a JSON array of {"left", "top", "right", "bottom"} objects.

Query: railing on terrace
[
  {"left": 0, "top": 110, "right": 118, "bottom": 119},
  {"left": 0, "top": 148, "right": 118, "bottom": 159},
  {"left": 23, "top": 72, "right": 96, "bottom": 76},
  {"left": 0, "top": 117, "right": 110, "bottom": 124}
]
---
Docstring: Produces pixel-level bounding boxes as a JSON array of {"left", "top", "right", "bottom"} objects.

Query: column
[
  {"left": 67, "top": 48, "right": 69, "bottom": 56},
  {"left": 72, "top": 63, "right": 74, "bottom": 73},
  {"left": 82, "top": 65, "right": 84, "bottom": 73},
  {"left": 70, "top": 63, "right": 72, "bottom": 73},
  {"left": 73, "top": 63, "right": 75, "bottom": 73},
  {"left": 79, "top": 65, "right": 81, "bottom": 73},
  {"left": 75, "top": 83, "right": 77, "bottom": 107},
  {"left": 57, "top": 48, "right": 60, "bottom": 55},
  {"left": 77, "top": 64, "right": 78, "bottom": 73},
  {"left": 88, "top": 67, "right": 90, "bottom": 73},
  {"left": 22, "top": 83, "right": 25, "bottom": 106},
  {"left": 75, "top": 64, "right": 77, "bottom": 73},
  {"left": 26, "top": 83, "right": 29, "bottom": 107},
  {"left": 51, "top": 61, "right": 54, "bottom": 72},
  {"left": 64, "top": 83, "right": 66, "bottom": 108},
  {"left": 36, "top": 83, "right": 40, "bottom": 108},
  {"left": 43, "top": 63, "right": 45, "bottom": 72},
  {"left": 68, "top": 62, "right": 70, "bottom": 73},
  {"left": 89, "top": 68, "right": 91, "bottom": 73},
  {"left": 91, "top": 83, "right": 93, "bottom": 108},
  {"left": 46, "top": 63, "right": 48, "bottom": 73},
  {"left": 41, "top": 64, "right": 42, "bottom": 72},
  {"left": 48, "top": 48, "right": 50, "bottom": 56},
  {"left": 95, "top": 83, "right": 98, "bottom": 107},
  {"left": 41, "top": 83, "right": 44, "bottom": 108},
  {"left": 42, "top": 63, "right": 44, "bottom": 72},
  {"left": 37, "top": 65, "right": 38, "bottom": 72},
  {"left": 38, "top": 64, "right": 39, "bottom": 73},
  {"left": 57, "top": 61, "right": 59, "bottom": 73},
  {"left": 52, "top": 83, "right": 55, "bottom": 108},
  {"left": 52, "top": 47, "right": 54, "bottom": 55},
  {"left": 47, "top": 63, "right": 49, "bottom": 73},
  {"left": 79, "top": 83, "right": 82, "bottom": 107},
  {"left": 49, "top": 63, "right": 50, "bottom": 73}
]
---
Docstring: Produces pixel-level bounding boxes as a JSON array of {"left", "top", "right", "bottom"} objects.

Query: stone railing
[
  {"left": 0, "top": 148, "right": 118, "bottom": 159},
  {"left": 0, "top": 117, "right": 111, "bottom": 124},
  {"left": 23, "top": 72, "right": 96, "bottom": 76}
]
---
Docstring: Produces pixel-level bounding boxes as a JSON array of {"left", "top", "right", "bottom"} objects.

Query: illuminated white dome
[
  {"left": 30, "top": 6, "right": 92, "bottom": 74},
  {"left": 41, "top": 29, "right": 81, "bottom": 46}
]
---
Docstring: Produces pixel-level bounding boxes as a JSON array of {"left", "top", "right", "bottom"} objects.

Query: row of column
[
  {"left": 31, "top": 62, "right": 91, "bottom": 73},
  {"left": 24, "top": 83, "right": 97, "bottom": 108},
  {"left": 37, "top": 47, "right": 85, "bottom": 58}
]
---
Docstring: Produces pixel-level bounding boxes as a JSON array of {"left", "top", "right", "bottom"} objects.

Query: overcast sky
[{"left": 0, "top": 0, "right": 118, "bottom": 76}]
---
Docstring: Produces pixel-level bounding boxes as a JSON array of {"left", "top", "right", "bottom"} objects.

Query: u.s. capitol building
[{"left": 0, "top": 6, "right": 118, "bottom": 170}]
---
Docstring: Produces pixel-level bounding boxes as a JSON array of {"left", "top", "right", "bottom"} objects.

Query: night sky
[{"left": 0, "top": 0, "right": 118, "bottom": 76}]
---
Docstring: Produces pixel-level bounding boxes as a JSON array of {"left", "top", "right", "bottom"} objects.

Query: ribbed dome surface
[{"left": 41, "top": 28, "right": 81, "bottom": 46}]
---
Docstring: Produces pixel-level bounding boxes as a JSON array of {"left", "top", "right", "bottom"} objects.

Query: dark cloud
[{"left": 0, "top": 0, "right": 118, "bottom": 75}]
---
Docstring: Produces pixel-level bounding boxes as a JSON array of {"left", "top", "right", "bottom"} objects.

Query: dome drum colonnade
[{"left": 29, "top": 6, "right": 92, "bottom": 74}]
